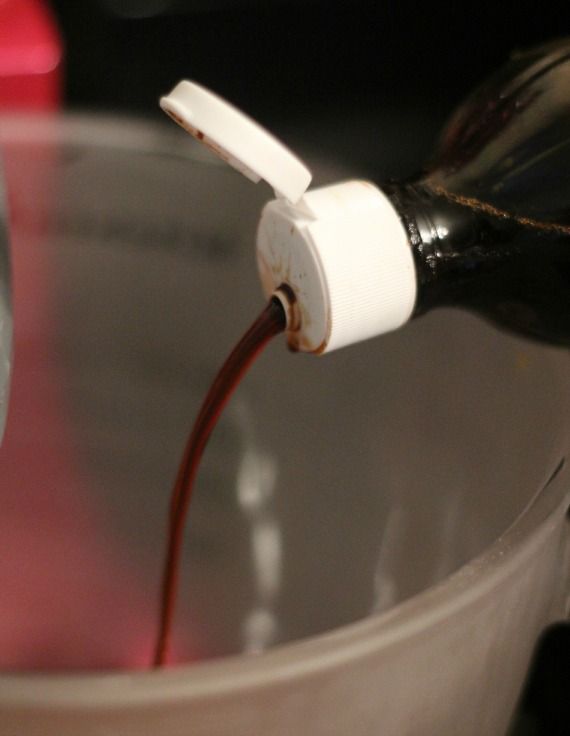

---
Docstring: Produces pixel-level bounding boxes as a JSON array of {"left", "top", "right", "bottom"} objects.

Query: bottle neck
[{"left": 386, "top": 181, "right": 509, "bottom": 316}]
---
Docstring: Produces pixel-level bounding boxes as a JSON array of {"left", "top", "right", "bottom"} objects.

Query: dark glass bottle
[
  {"left": 389, "top": 38, "right": 570, "bottom": 346},
  {"left": 161, "top": 41, "right": 570, "bottom": 353}
]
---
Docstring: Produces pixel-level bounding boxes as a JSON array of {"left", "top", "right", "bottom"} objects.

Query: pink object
[
  {"left": 0, "top": 131, "right": 200, "bottom": 671},
  {"left": 0, "top": 0, "right": 62, "bottom": 110}
]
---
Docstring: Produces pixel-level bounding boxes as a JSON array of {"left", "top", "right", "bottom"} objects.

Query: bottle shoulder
[{"left": 425, "top": 40, "right": 570, "bottom": 230}]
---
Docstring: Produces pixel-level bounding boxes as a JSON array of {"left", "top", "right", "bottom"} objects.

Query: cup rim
[
  {"left": 1, "top": 456, "right": 567, "bottom": 709},
  {"left": 1, "top": 114, "right": 568, "bottom": 711}
]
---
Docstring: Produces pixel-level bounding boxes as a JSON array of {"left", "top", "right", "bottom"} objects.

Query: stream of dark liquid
[{"left": 153, "top": 297, "right": 286, "bottom": 667}]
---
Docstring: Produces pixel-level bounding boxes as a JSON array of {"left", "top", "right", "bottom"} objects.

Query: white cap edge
[{"left": 257, "top": 181, "right": 417, "bottom": 353}]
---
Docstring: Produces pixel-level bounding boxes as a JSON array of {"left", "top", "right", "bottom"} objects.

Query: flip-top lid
[{"left": 160, "top": 81, "right": 312, "bottom": 203}]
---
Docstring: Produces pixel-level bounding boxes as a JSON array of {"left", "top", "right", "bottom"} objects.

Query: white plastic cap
[
  {"left": 160, "top": 81, "right": 312, "bottom": 203},
  {"left": 257, "top": 181, "right": 417, "bottom": 353},
  {"left": 160, "top": 82, "right": 417, "bottom": 354}
]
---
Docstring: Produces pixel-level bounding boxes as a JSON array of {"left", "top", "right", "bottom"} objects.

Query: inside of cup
[{"left": 0, "top": 116, "right": 568, "bottom": 672}]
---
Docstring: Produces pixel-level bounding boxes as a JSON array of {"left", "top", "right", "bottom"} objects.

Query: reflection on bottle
[{"left": 236, "top": 440, "right": 281, "bottom": 654}]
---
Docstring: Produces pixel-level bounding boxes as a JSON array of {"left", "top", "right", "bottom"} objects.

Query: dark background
[
  {"left": 49, "top": 0, "right": 570, "bottom": 181},
  {"left": 47, "top": 1, "right": 570, "bottom": 733}
]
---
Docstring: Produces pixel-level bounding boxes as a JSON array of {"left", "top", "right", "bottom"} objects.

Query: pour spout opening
[{"left": 271, "top": 284, "right": 300, "bottom": 333}]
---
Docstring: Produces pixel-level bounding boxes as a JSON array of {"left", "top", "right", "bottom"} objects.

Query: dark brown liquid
[{"left": 153, "top": 297, "right": 286, "bottom": 667}]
